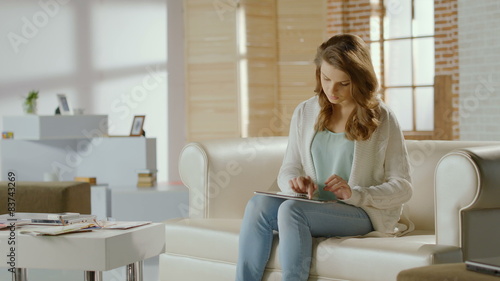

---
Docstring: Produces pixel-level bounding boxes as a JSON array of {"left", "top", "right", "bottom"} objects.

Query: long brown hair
[{"left": 313, "top": 34, "right": 380, "bottom": 141}]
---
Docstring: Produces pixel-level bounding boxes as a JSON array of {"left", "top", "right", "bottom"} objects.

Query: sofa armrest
[
  {"left": 179, "top": 137, "right": 288, "bottom": 219},
  {"left": 435, "top": 145, "right": 500, "bottom": 259}
]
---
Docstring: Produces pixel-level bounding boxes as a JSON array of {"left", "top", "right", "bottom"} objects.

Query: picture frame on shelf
[
  {"left": 130, "top": 115, "right": 145, "bottom": 136},
  {"left": 57, "top": 93, "right": 73, "bottom": 115}
]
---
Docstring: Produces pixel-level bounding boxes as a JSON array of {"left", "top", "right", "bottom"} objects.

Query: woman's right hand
[{"left": 289, "top": 176, "right": 317, "bottom": 199}]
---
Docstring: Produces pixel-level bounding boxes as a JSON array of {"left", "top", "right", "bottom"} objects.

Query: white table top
[{"left": 0, "top": 222, "right": 165, "bottom": 271}]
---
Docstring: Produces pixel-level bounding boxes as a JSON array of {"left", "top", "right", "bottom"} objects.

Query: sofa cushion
[
  {"left": 165, "top": 218, "right": 463, "bottom": 280},
  {"left": 165, "top": 218, "right": 242, "bottom": 264},
  {"left": 308, "top": 232, "right": 462, "bottom": 281}
]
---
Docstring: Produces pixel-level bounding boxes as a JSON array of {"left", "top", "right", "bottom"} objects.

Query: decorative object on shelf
[
  {"left": 130, "top": 115, "right": 146, "bottom": 136},
  {"left": 56, "top": 93, "right": 73, "bottom": 115},
  {"left": 73, "top": 108, "right": 85, "bottom": 115},
  {"left": 43, "top": 166, "right": 61, "bottom": 181},
  {"left": 136, "top": 168, "right": 157, "bottom": 188},
  {"left": 43, "top": 171, "right": 60, "bottom": 181},
  {"left": 23, "top": 90, "right": 39, "bottom": 114},
  {"left": 1, "top": 132, "right": 14, "bottom": 139},
  {"left": 74, "top": 176, "right": 97, "bottom": 185}
]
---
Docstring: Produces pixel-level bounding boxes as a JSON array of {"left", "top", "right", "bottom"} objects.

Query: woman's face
[{"left": 320, "top": 60, "right": 354, "bottom": 107}]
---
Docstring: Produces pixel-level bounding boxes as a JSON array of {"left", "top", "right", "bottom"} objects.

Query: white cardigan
[{"left": 277, "top": 96, "right": 413, "bottom": 234}]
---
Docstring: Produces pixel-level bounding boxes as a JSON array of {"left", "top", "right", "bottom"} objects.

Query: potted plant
[{"left": 23, "top": 90, "right": 39, "bottom": 114}]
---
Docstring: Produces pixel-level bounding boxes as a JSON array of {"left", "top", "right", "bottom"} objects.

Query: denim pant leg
[
  {"left": 236, "top": 195, "right": 286, "bottom": 281},
  {"left": 277, "top": 200, "right": 373, "bottom": 281}
]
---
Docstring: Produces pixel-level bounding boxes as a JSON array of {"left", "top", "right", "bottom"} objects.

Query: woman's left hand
[{"left": 324, "top": 174, "right": 352, "bottom": 200}]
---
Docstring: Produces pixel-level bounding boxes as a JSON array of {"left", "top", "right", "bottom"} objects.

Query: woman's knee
[
  {"left": 277, "top": 200, "right": 307, "bottom": 224},
  {"left": 245, "top": 195, "right": 282, "bottom": 217}
]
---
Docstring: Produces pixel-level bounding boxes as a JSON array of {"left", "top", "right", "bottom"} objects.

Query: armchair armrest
[
  {"left": 179, "top": 137, "right": 288, "bottom": 219},
  {"left": 435, "top": 145, "right": 500, "bottom": 260}
]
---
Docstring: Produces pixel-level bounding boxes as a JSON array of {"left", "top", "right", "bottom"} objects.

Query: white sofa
[{"left": 160, "top": 137, "right": 500, "bottom": 281}]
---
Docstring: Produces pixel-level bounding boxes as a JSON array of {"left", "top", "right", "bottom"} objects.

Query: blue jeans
[{"left": 235, "top": 195, "right": 373, "bottom": 281}]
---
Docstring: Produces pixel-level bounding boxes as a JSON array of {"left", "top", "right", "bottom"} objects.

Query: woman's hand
[
  {"left": 289, "top": 176, "right": 317, "bottom": 199},
  {"left": 324, "top": 174, "right": 352, "bottom": 200}
]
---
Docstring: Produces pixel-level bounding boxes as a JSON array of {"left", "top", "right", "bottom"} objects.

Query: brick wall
[
  {"left": 458, "top": 0, "right": 500, "bottom": 140},
  {"left": 326, "top": 0, "right": 371, "bottom": 42}
]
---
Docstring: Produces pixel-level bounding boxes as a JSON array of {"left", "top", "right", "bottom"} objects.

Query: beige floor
[{"left": 0, "top": 256, "right": 159, "bottom": 281}]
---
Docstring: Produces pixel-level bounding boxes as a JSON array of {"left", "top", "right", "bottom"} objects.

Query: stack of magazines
[
  {"left": 0, "top": 213, "right": 151, "bottom": 236},
  {"left": 0, "top": 218, "right": 30, "bottom": 229},
  {"left": 0, "top": 212, "right": 96, "bottom": 226},
  {"left": 18, "top": 222, "right": 97, "bottom": 236}
]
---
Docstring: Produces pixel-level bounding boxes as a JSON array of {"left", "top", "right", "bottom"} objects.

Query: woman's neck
[
  {"left": 333, "top": 102, "right": 355, "bottom": 117},
  {"left": 327, "top": 104, "right": 355, "bottom": 133}
]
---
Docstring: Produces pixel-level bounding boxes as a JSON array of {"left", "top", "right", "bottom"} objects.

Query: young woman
[{"left": 236, "top": 34, "right": 412, "bottom": 281}]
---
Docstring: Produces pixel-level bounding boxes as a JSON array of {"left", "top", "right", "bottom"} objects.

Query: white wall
[
  {"left": 458, "top": 0, "right": 500, "bottom": 140},
  {"left": 0, "top": 0, "right": 185, "bottom": 183},
  {"left": 166, "top": 0, "right": 185, "bottom": 182}
]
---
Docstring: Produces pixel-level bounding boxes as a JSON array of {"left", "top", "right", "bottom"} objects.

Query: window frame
[{"left": 369, "top": 0, "right": 436, "bottom": 139}]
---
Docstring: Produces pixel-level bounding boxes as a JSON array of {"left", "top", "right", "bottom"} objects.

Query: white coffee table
[{"left": 0, "top": 223, "right": 165, "bottom": 281}]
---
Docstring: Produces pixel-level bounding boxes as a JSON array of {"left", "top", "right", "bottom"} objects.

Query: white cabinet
[
  {"left": 0, "top": 115, "right": 156, "bottom": 187},
  {"left": 91, "top": 184, "right": 112, "bottom": 220},
  {"left": 0, "top": 115, "right": 189, "bottom": 223},
  {"left": 111, "top": 184, "right": 188, "bottom": 222}
]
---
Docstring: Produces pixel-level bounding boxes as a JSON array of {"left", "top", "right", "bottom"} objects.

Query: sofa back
[
  {"left": 179, "top": 137, "right": 287, "bottom": 219},
  {"left": 179, "top": 137, "right": 500, "bottom": 232}
]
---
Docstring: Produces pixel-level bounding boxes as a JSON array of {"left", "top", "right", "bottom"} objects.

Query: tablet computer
[
  {"left": 254, "top": 191, "right": 337, "bottom": 204},
  {"left": 466, "top": 257, "right": 500, "bottom": 276}
]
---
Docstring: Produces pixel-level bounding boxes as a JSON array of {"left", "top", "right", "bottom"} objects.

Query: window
[{"left": 370, "top": 0, "right": 435, "bottom": 137}]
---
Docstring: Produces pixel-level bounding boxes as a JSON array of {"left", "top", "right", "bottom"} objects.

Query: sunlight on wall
[
  {"left": 0, "top": 0, "right": 169, "bottom": 182},
  {"left": 237, "top": 6, "right": 248, "bottom": 138},
  {"left": 0, "top": 2, "right": 76, "bottom": 83},
  {"left": 92, "top": 2, "right": 167, "bottom": 70},
  {"left": 89, "top": 0, "right": 168, "bottom": 182},
  {"left": 92, "top": 71, "right": 167, "bottom": 137}
]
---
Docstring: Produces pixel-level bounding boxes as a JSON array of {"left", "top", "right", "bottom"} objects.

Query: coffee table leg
[
  {"left": 84, "top": 271, "right": 102, "bottom": 281},
  {"left": 126, "top": 261, "right": 143, "bottom": 281},
  {"left": 13, "top": 268, "right": 27, "bottom": 281}
]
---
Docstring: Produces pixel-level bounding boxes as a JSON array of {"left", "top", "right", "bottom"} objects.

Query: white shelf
[
  {"left": 0, "top": 137, "right": 156, "bottom": 185},
  {"left": 2, "top": 115, "right": 108, "bottom": 140},
  {"left": 1, "top": 115, "right": 156, "bottom": 186}
]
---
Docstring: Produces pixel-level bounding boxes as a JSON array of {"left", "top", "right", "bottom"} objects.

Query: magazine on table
[
  {"left": 0, "top": 219, "right": 31, "bottom": 229},
  {"left": 0, "top": 212, "right": 96, "bottom": 225},
  {"left": 18, "top": 222, "right": 95, "bottom": 236},
  {"left": 98, "top": 221, "right": 152, "bottom": 230}
]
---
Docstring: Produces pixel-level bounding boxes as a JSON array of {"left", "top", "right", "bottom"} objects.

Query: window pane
[
  {"left": 370, "top": 42, "right": 382, "bottom": 86},
  {"left": 384, "top": 39, "right": 412, "bottom": 87},
  {"left": 385, "top": 88, "right": 413, "bottom": 131},
  {"left": 415, "top": 87, "right": 434, "bottom": 131},
  {"left": 370, "top": 15, "right": 381, "bottom": 41},
  {"left": 384, "top": 0, "right": 412, "bottom": 39},
  {"left": 413, "top": 0, "right": 434, "bottom": 37},
  {"left": 413, "top": 37, "right": 435, "bottom": 86}
]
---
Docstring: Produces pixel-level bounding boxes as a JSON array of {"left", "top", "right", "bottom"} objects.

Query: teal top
[{"left": 311, "top": 130, "right": 355, "bottom": 200}]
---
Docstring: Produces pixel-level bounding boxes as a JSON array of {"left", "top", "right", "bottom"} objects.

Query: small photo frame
[
  {"left": 57, "top": 93, "right": 73, "bottom": 115},
  {"left": 130, "top": 115, "right": 145, "bottom": 136}
]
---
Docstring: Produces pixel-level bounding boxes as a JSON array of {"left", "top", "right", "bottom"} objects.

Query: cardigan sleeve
[
  {"left": 277, "top": 102, "right": 306, "bottom": 193},
  {"left": 342, "top": 107, "right": 413, "bottom": 209}
]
